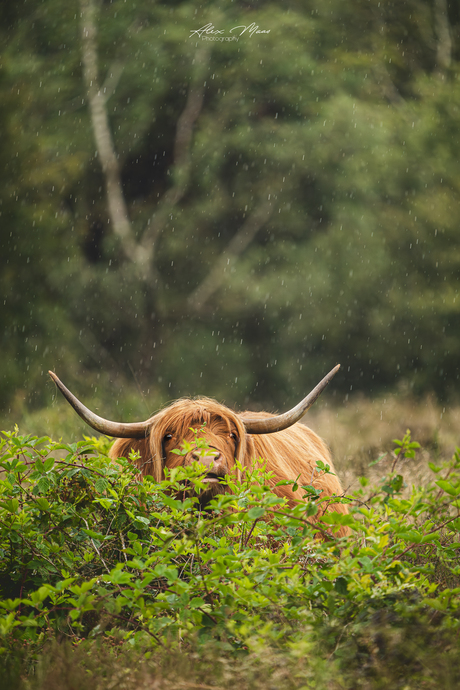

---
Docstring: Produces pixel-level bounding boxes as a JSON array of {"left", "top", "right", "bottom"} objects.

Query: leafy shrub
[{"left": 0, "top": 427, "right": 460, "bottom": 688}]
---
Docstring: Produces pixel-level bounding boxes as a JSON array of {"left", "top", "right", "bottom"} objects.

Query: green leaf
[
  {"left": 92, "top": 498, "right": 114, "bottom": 510},
  {"left": 0, "top": 498, "right": 19, "bottom": 513},
  {"left": 248, "top": 507, "right": 266, "bottom": 520},
  {"left": 368, "top": 453, "right": 387, "bottom": 467},
  {"left": 134, "top": 515, "right": 150, "bottom": 525},
  {"left": 81, "top": 528, "right": 105, "bottom": 540},
  {"left": 107, "top": 569, "right": 133, "bottom": 585},
  {"left": 36, "top": 477, "right": 50, "bottom": 494},
  {"left": 34, "top": 457, "right": 45, "bottom": 473},
  {"left": 43, "top": 458, "right": 55, "bottom": 472},
  {"left": 399, "top": 530, "right": 422, "bottom": 544},
  {"left": 436, "top": 480, "right": 460, "bottom": 497},
  {"left": 94, "top": 478, "right": 109, "bottom": 493},
  {"left": 189, "top": 597, "right": 206, "bottom": 609},
  {"left": 334, "top": 576, "right": 349, "bottom": 595},
  {"left": 34, "top": 497, "right": 50, "bottom": 511}
]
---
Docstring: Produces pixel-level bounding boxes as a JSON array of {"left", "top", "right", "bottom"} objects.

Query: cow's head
[{"left": 142, "top": 397, "right": 248, "bottom": 507}]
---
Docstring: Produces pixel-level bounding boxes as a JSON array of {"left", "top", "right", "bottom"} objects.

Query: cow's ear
[{"left": 109, "top": 437, "right": 151, "bottom": 473}]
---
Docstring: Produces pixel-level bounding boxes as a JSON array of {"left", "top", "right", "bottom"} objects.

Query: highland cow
[{"left": 49, "top": 365, "right": 349, "bottom": 536}]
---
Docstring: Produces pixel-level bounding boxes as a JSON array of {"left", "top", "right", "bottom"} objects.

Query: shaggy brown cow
[{"left": 49, "top": 366, "right": 349, "bottom": 536}]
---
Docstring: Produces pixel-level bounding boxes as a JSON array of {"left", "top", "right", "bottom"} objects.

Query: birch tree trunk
[
  {"left": 80, "top": 0, "right": 275, "bottom": 303},
  {"left": 80, "top": 0, "right": 138, "bottom": 263}
]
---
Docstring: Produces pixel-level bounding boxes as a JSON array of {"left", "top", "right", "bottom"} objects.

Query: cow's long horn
[
  {"left": 242, "top": 364, "right": 340, "bottom": 434},
  {"left": 48, "top": 371, "right": 152, "bottom": 438}
]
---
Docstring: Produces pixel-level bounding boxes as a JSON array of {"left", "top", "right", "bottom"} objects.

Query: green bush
[{"left": 0, "top": 428, "right": 460, "bottom": 688}]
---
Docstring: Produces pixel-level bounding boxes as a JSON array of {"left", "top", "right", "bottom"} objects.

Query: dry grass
[
  {"left": 7, "top": 625, "right": 460, "bottom": 690},
  {"left": 307, "top": 393, "right": 460, "bottom": 495},
  {"left": 6, "top": 641, "right": 337, "bottom": 690}
]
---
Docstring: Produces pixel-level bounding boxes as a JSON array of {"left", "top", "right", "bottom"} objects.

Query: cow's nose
[{"left": 191, "top": 452, "right": 222, "bottom": 470}]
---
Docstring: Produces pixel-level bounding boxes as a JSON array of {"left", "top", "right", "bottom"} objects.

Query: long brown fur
[{"left": 110, "top": 397, "right": 349, "bottom": 537}]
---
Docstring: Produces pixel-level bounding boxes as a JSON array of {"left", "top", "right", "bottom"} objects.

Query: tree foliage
[{"left": 1, "top": 0, "right": 460, "bottom": 416}]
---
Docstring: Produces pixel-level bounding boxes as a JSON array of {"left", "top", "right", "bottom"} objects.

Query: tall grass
[{"left": 309, "top": 392, "right": 459, "bottom": 489}]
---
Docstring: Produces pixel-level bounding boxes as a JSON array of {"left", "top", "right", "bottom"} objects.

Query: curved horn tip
[
  {"left": 243, "top": 363, "right": 341, "bottom": 435},
  {"left": 48, "top": 370, "right": 152, "bottom": 439}
]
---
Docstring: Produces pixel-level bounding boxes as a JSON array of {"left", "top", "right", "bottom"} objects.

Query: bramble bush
[{"left": 0, "top": 427, "right": 460, "bottom": 688}]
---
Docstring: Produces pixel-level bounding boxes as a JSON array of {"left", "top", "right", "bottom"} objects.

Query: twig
[
  {"left": 434, "top": 0, "right": 452, "bottom": 73},
  {"left": 267, "top": 508, "right": 338, "bottom": 541},
  {"left": 243, "top": 517, "right": 260, "bottom": 548},
  {"left": 174, "top": 682, "right": 226, "bottom": 690},
  {"left": 138, "top": 45, "right": 210, "bottom": 278},
  {"left": 53, "top": 459, "right": 116, "bottom": 485},
  {"left": 105, "top": 610, "right": 165, "bottom": 647},
  {"left": 100, "top": 60, "right": 124, "bottom": 101},
  {"left": 196, "top": 606, "right": 218, "bottom": 625},
  {"left": 81, "top": 516, "right": 111, "bottom": 573},
  {"left": 389, "top": 513, "right": 460, "bottom": 563},
  {"left": 188, "top": 196, "right": 275, "bottom": 312},
  {"left": 119, "top": 530, "right": 128, "bottom": 563},
  {"left": 195, "top": 540, "right": 214, "bottom": 610}
]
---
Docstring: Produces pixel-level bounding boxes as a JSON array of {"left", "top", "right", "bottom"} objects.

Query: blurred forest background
[{"left": 1, "top": 0, "right": 459, "bottom": 429}]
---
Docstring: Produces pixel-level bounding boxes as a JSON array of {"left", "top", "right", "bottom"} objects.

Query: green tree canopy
[{"left": 1, "top": 0, "right": 459, "bottom": 419}]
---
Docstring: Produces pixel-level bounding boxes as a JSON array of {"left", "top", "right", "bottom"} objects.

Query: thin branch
[
  {"left": 174, "top": 47, "right": 210, "bottom": 176},
  {"left": 174, "top": 682, "right": 226, "bottom": 690},
  {"left": 196, "top": 606, "right": 218, "bottom": 625},
  {"left": 100, "top": 60, "right": 124, "bottom": 102},
  {"left": 389, "top": 512, "right": 460, "bottom": 564},
  {"left": 65, "top": 58, "right": 123, "bottom": 114},
  {"left": 138, "top": 45, "right": 210, "bottom": 271},
  {"left": 434, "top": 0, "right": 452, "bottom": 74},
  {"left": 188, "top": 196, "right": 275, "bottom": 312},
  {"left": 82, "top": 515, "right": 111, "bottom": 573},
  {"left": 195, "top": 539, "right": 215, "bottom": 610},
  {"left": 243, "top": 517, "right": 260, "bottom": 548},
  {"left": 264, "top": 508, "right": 338, "bottom": 541},
  {"left": 119, "top": 530, "right": 128, "bottom": 563},
  {"left": 372, "top": 64, "right": 406, "bottom": 108}
]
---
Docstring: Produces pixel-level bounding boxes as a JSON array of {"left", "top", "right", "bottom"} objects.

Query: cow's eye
[
  {"left": 163, "top": 433, "right": 173, "bottom": 442},
  {"left": 230, "top": 432, "right": 238, "bottom": 442}
]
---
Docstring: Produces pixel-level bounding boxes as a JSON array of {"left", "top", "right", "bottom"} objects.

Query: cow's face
[{"left": 159, "top": 415, "right": 240, "bottom": 507}]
